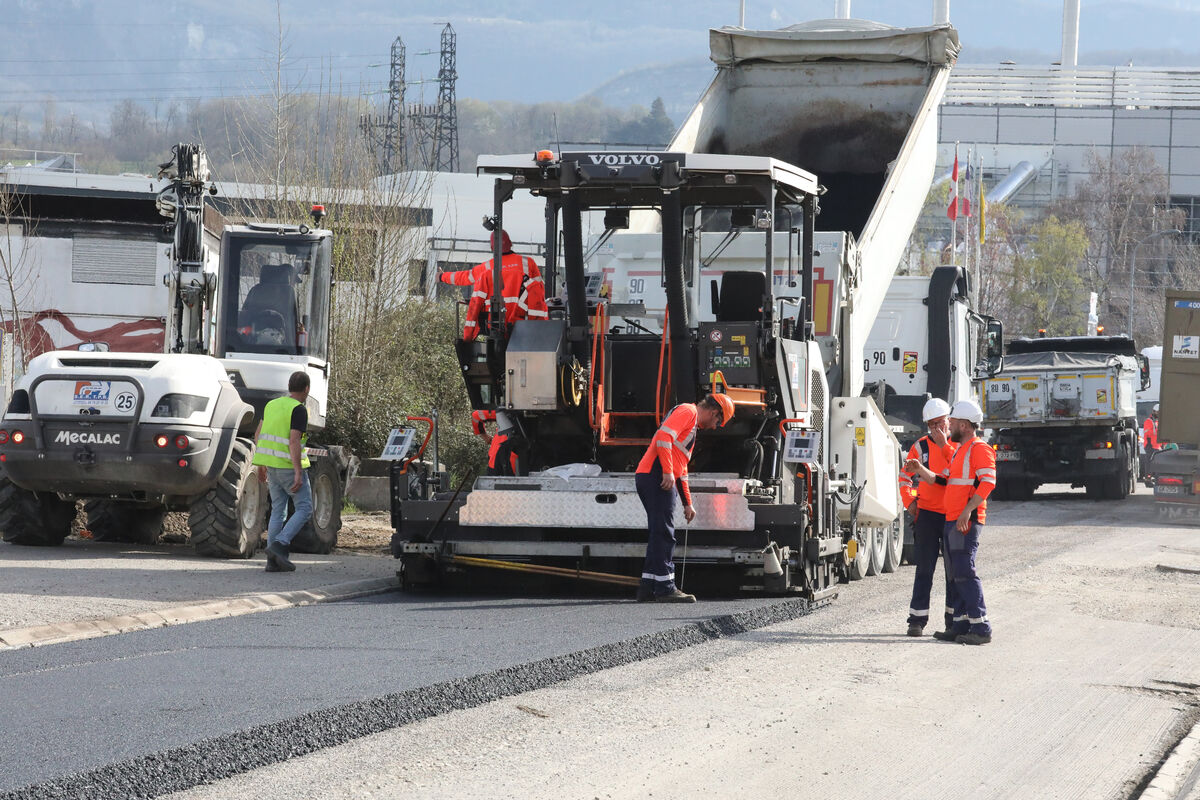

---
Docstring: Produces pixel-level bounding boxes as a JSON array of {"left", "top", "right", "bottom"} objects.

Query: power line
[
  {"left": 0, "top": 63, "right": 378, "bottom": 80},
  {"left": 0, "top": 53, "right": 378, "bottom": 64}
]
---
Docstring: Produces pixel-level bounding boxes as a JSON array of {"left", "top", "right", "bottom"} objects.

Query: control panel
[{"left": 698, "top": 322, "right": 759, "bottom": 385}]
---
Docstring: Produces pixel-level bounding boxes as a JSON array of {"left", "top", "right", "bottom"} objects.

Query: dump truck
[
  {"left": 981, "top": 335, "right": 1150, "bottom": 500},
  {"left": 389, "top": 18, "right": 960, "bottom": 594},
  {"left": 0, "top": 144, "right": 348, "bottom": 556},
  {"left": 1150, "top": 289, "right": 1200, "bottom": 522}
]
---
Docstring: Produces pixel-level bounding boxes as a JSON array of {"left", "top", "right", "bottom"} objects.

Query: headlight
[{"left": 151, "top": 394, "right": 208, "bottom": 418}]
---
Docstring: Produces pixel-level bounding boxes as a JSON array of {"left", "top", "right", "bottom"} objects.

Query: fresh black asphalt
[{"left": 0, "top": 590, "right": 821, "bottom": 798}]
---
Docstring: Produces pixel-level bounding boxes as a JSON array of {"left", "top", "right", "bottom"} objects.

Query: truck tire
[
  {"left": 866, "top": 524, "right": 886, "bottom": 577},
  {"left": 189, "top": 438, "right": 264, "bottom": 559},
  {"left": 1085, "top": 479, "right": 1104, "bottom": 499},
  {"left": 0, "top": 475, "right": 74, "bottom": 547},
  {"left": 1103, "top": 445, "right": 1132, "bottom": 500},
  {"left": 288, "top": 456, "right": 342, "bottom": 555},
  {"left": 881, "top": 519, "right": 902, "bottom": 573},
  {"left": 847, "top": 523, "right": 870, "bottom": 581},
  {"left": 84, "top": 500, "right": 164, "bottom": 545}
]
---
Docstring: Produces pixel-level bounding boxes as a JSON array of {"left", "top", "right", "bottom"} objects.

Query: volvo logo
[{"left": 586, "top": 154, "right": 661, "bottom": 167}]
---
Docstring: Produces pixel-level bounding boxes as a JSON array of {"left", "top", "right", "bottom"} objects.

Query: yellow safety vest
[{"left": 252, "top": 396, "right": 310, "bottom": 469}]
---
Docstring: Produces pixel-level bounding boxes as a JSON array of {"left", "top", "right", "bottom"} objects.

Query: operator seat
[
  {"left": 716, "top": 270, "right": 766, "bottom": 322},
  {"left": 240, "top": 263, "right": 298, "bottom": 348}
]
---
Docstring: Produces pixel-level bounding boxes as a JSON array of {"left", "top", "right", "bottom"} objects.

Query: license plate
[
  {"left": 1156, "top": 485, "right": 1185, "bottom": 496},
  {"left": 996, "top": 451, "right": 1021, "bottom": 461}
]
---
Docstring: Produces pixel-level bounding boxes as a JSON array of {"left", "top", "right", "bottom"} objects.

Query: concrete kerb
[
  {"left": 1140, "top": 716, "right": 1200, "bottom": 800},
  {"left": 0, "top": 576, "right": 399, "bottom": 650}
]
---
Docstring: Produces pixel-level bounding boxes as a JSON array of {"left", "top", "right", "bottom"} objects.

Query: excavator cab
[{"left": 216, "top": 227, "right": 333, "bottom": 361}]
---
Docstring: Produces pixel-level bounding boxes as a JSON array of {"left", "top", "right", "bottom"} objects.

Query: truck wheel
[
  {"left": 1085, "top": 480, "right": 1104, "bottom": 499},
  {"left": 866, "top": 524, "right": 886, "bottom": 577},
  {"left": 289, "top": 456, "right": 342, "bottom": 555},
  {"left": 1104, "top": 445, "right": 1132, "bottom": 500},
  {"left": 881, "top": 519, "right": 902, "bottom": 573},
  {"left": 189, "top": 438, "right": 264, "bottom": 559},
  {"left": 84, "top": 500, "right": 164, "bottom": 545},
  {"left": 846, "top": 523, "right": 870, "bottom": 581},
  {"left": 0, "top": 475, "right": 74, "bottom": 546}
]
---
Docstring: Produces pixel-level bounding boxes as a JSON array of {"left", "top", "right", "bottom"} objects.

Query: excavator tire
[
  {"left": 189, "top": 438, "right": 264, "bottom": 559},
  {"left": 0, "top": 473, "right": 74, "bottom": 547},
  {"left": 84, "top": 499, "right": 164, "bottom": 545},
  {"left": 289, "top": 456, "right": 342, "bottom": 555}
]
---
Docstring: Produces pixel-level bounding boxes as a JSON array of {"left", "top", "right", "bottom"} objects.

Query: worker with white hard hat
[
  {"left": 897, "top": 397, "right": 960, "bottom": 638},
  {"left": 1143, "top": 403, "right": 1161, "bottom": 454},
  {"left": 908, "top": 398, "right": 996, "bottom": 645}
]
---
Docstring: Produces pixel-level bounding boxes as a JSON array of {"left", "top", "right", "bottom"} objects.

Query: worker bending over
[
  {"left": 898, "top": 397, "right": 960, "bottom": 638},
  {"left": 634, "top": 394, "right": 734, "bottom": 603},
  {"left": 455, "top": 230, "right": 548, "bottom": 341},
  {"left": 908, "top": 399, "right": 996, "bottom": 645},
  {"left": 471, "top": 408, "right": 519, "bottom": 476}
]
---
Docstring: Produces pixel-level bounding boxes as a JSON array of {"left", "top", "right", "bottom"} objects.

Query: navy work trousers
[
  {"left": 944, "top": 515, "right": 991, "bottom": 636},
  {"left": 636, "top": 463, "right": 678, "bottom": 597},
  {"left": 906, "top": 509, "right": 958, "bottom": 630}
]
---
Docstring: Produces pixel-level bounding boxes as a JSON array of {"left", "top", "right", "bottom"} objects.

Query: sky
[{"left": 4, "top": 0, "right": 1200, "bottom": 114}]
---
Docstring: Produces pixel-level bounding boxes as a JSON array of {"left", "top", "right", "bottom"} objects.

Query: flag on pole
[
  {"left": 947, "top": 146, "right": 959, "bottom": 220},
  {"left": 979, "top": 159, "right": 987, "bottom": 244}
]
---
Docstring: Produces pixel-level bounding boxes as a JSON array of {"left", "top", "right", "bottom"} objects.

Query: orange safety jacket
[
  {"left": 440, "top": 262, "right": 489, "bottom": 287},
  {"left": 899, "top": 435, "right": 957, "bottom": 514},
  {"left": 1143, "top": 416, "right": 1160, "bottom": 451},
  {"left": 636, "top": 403, "right": 697, "bottom": 506},
  {"left": 462, "top": 254, "right": 548, "bottom": 341},
  {"left": 940, "top": 437, "right": 997, "bottom": 525}
]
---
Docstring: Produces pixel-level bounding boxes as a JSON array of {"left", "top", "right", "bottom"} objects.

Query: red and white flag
[{"left": 947, "top": 147, "right": 959, "bottom": 220}]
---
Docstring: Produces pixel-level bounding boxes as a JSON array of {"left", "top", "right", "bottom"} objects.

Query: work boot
[
  {"left": 655, "top": 588, "right": 696, "bottom": 603},
  {"left": 932, "top": 629, "right": 960, "bottom": 642},
  {"left": 906, "top": 624, "right": 924, "bottom": 637},
  {"left": 635, "top": 587, "right": 654, "bottom": 603},
  {"left": 266, "top": 541, "right": 296, "bottom": 572},
  {"left": 956, "top": 632, "right": 992, "bottom": 645}
]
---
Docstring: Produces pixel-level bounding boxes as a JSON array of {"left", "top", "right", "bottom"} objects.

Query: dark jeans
[
  {"left": 636, "top": 463, "right": 678, "bottom": 597},
  {"left": 944, "top": 515, "right": 991, "bottom": 636},
  {"left": 906, "top": 509, "right": 958, "bottom": 629}
]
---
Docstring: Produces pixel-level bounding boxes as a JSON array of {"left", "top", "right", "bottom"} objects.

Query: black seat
[
  {"left": 717, "top": 271, "right": 766, "bottom": 322},
  {"left": 241, "top": 263, "right": 298, "bottom": 347}
]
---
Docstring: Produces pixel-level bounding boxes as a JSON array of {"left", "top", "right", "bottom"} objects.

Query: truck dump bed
[
  {"left": 982, "top": 351, "right": 1138, "bottom": 426},
  {"left": 670, "top": 19, "right": 959, "bottom": 395}
]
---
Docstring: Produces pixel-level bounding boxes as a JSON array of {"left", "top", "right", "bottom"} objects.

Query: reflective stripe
[
  {"left": 953, "top": 614, "right": 969, "bottom": 622},
  {"left": 642, "top": 572, "right": 675, "bottom": 582},
  {"left": 655, "top": 441, "right": 671, "bottom": 449},
  {"left": 979, "top": 476, "right": 997, "bottom": 485},
  {"left": 909, "top": 608, "right": 930, "bottom": 617},
  {"left": 948, "top": 478, "right": 975, "bottom": 486},
  {"left": 660, "top": 425, "right": 680, "bottom": 440},
  {"left": 526, "top": 276, "right": 543, "bottom": 284},
  {"left": 260, "top": 433, "right": 290, "bottom": 446},
  {"left": 471, "top": 291, "right": 486, "bottom": 299},
  {"left": 528, "top": 309, "right": 549, "bottom": 318},
  {"left": 464, "top": 320, "right": 478, "bottom": 327},
  {"left": 256, "top": 443, "right": 290, "bottom": 458},
  {"left": 672, "top": 440, "right": 690, "bottom": 455},
  {"left": 945, "top": 606, "right": 955, "bottom": 614},
  {"left": 976, "top": 468, "right": 996, "bottom": 477},
  {"left": 503, "top": 296, "right": 520, "bottom": 303},
  {"left": 968, "top": 616, "right": 987, "bottom": 624},
  {"left": 940, "top": 468, "right": 951, "bottom": 477}
]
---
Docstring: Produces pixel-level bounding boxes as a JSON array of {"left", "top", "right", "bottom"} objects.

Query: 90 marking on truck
[{"left": 862, "top": 350, "right": 887, "bottom": 372}]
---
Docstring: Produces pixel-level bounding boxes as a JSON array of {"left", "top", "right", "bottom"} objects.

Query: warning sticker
[
  {"left": 854, "top": 427, "right": 865, "bottom": 447},
  {"left": 1172, "top": 334, "right": 1199, "bottom": 360},
  {"left": 1096, "top": 389, "right": 1108, "bottom": 404},
  {"left": 902, "top": 351, "right": 918, "bottom": 374}
]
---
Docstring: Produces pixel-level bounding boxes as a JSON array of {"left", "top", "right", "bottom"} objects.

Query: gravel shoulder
[
  {"left": 165, "top": 489, "right": 1200, "bottom": 800},
  {"left": 0, "top": 513, "right": 396, "bottom": 631}
]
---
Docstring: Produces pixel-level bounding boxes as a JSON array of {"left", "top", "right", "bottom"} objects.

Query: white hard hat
[
  {"left": 950, "top": 399, "right": 984, "bottom": 425},
  {"left": 922, "top": 397, "right": 951, "bottom": 422},
  {"left": 1153, "top": 403, "right": 1160, "bottom": 412}
]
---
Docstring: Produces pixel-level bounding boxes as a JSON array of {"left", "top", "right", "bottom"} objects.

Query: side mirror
[
  {"left": 985, "top": 317, "right": 1004, "bottom": 375},
  {"left": 1139, "top": 354, "right": 1151, "bottom": 391}
]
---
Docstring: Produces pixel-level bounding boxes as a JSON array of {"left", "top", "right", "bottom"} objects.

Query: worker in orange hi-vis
[
  {"left": 633, "top": 394, "right": 734, "bottom": 604},
  {"left": 470, "top": 408, "right": 518, "bottom": 476},
  {"left": 458, "top": 230, "right": 548, "bottom": 341},
  {"left": 907, "top": 399, "right": 996, "bottom": 646},
  {"left": 898, "top": 397, "right": 961, "bottom": 639}
]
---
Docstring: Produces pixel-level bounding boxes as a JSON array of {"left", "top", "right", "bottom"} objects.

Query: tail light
[
  {"left": 0, "top": 430, "right": 8, "bottom": 445},
  {"left": 155, "top": 434, "right": 170, "bottom": 448},
  {"left": 1092, "top": 441, "right": 1113, "bottom": 449},
  {"left": 1159, "top": 477, "right": 1183, "bottom": 485},
  {"left": 175, "top": 435, "right": 189, "bottom": 450},
  {"left": 11, "top": 431, "right": 24, "bottom": 444}
]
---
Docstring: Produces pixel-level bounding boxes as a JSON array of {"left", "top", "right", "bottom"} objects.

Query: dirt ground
[{"left": 68, "top": 506, "right": 394, "bottom": 557}]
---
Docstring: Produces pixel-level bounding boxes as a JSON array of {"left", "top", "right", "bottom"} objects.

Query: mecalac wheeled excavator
[{"left": 0, "top": 144, "right": 348, "bottom": 557}]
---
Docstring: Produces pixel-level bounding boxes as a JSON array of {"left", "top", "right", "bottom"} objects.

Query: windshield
[{"left": 219, "top": 234, "right": 331, "bottom": 359}]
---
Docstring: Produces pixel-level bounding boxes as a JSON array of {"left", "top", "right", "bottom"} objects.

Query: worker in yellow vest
[{"left": 253, "top": 371, "right": 312, "bottom": 572}]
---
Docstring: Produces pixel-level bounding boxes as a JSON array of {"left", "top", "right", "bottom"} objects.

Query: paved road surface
[{"left": 3, "top": 489, "right": 1199, "bottom": 799}]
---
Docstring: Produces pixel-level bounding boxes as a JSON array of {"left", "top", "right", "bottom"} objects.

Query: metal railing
[{"left": 945, "top": 66, "right": 1200, "bottom": 108}]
